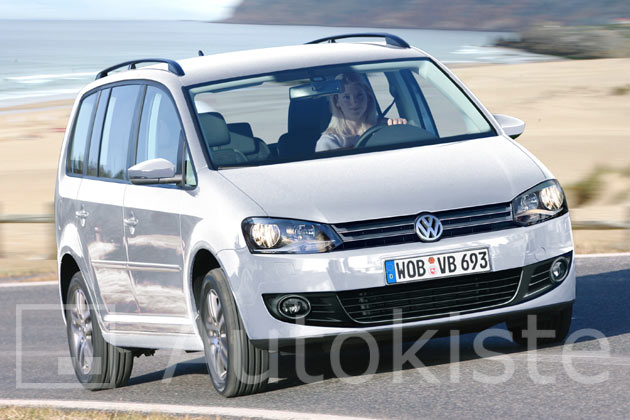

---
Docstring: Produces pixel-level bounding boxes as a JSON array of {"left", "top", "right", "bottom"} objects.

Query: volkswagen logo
[{"left": 415, "top": 214, "right": 443, "bottom": 242}]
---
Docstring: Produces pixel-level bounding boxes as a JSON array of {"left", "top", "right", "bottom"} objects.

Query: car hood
[{"left": 219, "top": 136, "right": 546, "bottom": 223}]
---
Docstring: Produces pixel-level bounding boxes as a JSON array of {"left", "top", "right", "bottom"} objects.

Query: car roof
[
  {"left": 178, "top": 43, "right": 427, "bottom": 86},
  {"left": 84, "top": 42, "right": 428, "bottom": 93}
]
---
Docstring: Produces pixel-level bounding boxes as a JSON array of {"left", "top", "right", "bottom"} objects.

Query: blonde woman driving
[{"left": 315, "top": 73, "right": 406, "bottom": 151}]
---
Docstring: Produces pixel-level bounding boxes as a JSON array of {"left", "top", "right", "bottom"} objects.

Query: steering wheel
[
  {"left": 354, "top": 123, "right": 436, "bottom": 148},
  {"left": 353, "top": 124, "right": 388, "bottom": 148}
]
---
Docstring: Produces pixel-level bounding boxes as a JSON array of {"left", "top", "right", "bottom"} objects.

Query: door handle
[
  {"left": 75, "top": 209, "right": 89, "bottom": 218},
  {"left": 124, "top": 216, "right": 138, "bottom": 227}
]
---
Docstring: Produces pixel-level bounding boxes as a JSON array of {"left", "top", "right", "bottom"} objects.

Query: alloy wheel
[
  {"left": 204, "top": 289, "right": 229, "bottom": 386},
  {"left": 69, "top": 288, "right": 93, "bottom": 375}
]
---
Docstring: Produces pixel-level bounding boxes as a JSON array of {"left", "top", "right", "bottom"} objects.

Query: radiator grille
[{"left": 333, "top": 203, "right": 516, "bottom": 251}]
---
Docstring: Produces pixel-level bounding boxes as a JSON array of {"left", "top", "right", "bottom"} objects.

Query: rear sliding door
[{"left": 77, "top": 85, "right": 142, "bottom": 316}]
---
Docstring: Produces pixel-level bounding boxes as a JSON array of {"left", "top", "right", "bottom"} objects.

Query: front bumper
[{"left": 217, "top": 213, "right": 575, "bottom": 343}]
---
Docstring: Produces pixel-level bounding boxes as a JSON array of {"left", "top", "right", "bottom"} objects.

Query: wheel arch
[
  {"left": 60, "top": 253, "right": 80, "bottom": 307},
  {"left": 189, "top": 248, "right": 222, "bottom": 317}
]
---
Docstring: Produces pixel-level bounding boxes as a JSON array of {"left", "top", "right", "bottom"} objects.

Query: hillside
[
  {"left": 223, "top": 0, "right": 630, "bottom": 31},
  {"left": 497, "top": 24, "right": 630, "bottom": 58}
]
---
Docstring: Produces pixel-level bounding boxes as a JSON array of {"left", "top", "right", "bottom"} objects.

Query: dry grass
[
  {"left": 0, "top": 407, "right": 226, "bottom": 420},
  {"left": 564, "top": 167, "right": 607, "bottom": 207},
  {"left": 0, "top": 258, "right": 56, "bottom": 281},
  {"left": 572, "top": 229, "right": 630, "bottom": 253},
  {"left": 611, "top": 84, "right": 630, "bottom": 95},
  {"left": 563, "top": 165, "right": 629, "bottom": 207}
]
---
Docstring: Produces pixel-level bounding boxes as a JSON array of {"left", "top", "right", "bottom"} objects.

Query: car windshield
[{"left": 188, "top": 58, "right": 495, "bottom": 169}]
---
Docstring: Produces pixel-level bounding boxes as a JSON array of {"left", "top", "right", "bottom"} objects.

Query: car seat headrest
[
  {"left": 198, "top": 112, "right": 230, "bottom": 147},
  {"left": 227, "top": 122, "right": 253, "bottom": 138},
  {"left": 288, "top": 97, "right": 332, "bottom": 133}
]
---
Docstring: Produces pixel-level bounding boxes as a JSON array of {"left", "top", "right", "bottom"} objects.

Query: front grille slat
[
  {"left": 531, "top": 271, "right": 549, "bottom": 279},
  {"left": 340, "top": 226, "right": 416, "bottom": 242},
  {"left": 341, "top": 276, "right": 521, "bottom": 306},
  {"left": 344, "top": 288, "right": 517, "bottom": 317},
  {"left": 334, "top": 219, "right": 415, "bottom": 234},
  {"left": 332, "top": 202, "right": 516, "bottom": 251},
  {"left": 529, "top": 276, "right": 551, "bottom": 287},
  {"left": 349, "top": 296, "right": 515, "bottom": 322},
  {"left": 336, "top": 267, "right": 521, "bottom": 324},
  {"left": 441, "top": 214, "right": 513, "bottom": 230},
  {"left": 437, "top": 204, "right": 511, "bottom": 221}
]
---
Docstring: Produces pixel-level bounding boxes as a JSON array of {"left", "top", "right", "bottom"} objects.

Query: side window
[
  {"left": 99, "top": 85, "right": 142, "bottom": 179},
  {"left": 66, "top": 92, "right": 97, "bottom": 174},
  {"left": 184, "top": 150, "right": 197, "bottom": 187},
  {"left": 86, "top": 88, "right": 111, "bottom": 177},
  {"left": 411, "top": 63, "right": 491, "bottom": 138},
  {"left": 367, "top": 72, "right": 400, "bottom": 119},
  {"left": 136, "top": 86, "right": 183, "bottom": 171}
]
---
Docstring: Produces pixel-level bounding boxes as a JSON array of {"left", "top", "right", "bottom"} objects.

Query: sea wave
[
  {"left": 0, "top": 88, "right": 81, "bottom": 106},
  {"left": 4, "top": 72, "right": 95, "bottom": 84}
]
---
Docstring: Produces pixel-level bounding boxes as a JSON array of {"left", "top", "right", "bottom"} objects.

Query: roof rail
[
  {"left": 306, "top": 32, "right": 410, "bottom": 49},
  {"left": 95, "top": 58, "right": 185, "bottom": 80}
]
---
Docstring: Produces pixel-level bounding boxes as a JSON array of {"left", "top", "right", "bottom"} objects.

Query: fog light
[
  {"left": 550, "top": 257, "right": 569, "bottom": 283},
  {"left": 277, "top": 296, "right": 311, "bottom": 319}
]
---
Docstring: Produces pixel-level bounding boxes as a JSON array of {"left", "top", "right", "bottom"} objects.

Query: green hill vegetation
[
  {"left": 497, "top": 24, "right": 630, "bottom": 58},
  {"left": 223, "top": 0, "right": 630, "bottom": 32}
]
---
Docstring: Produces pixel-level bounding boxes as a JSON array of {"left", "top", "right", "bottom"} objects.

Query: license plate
[{"left": 385, "top": 248, "right": 491, "bottom": 284}]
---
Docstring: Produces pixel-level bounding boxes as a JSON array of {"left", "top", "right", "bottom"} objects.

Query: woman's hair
[{"left": 324, "top": 73, "right": 377, "bottom": 139}]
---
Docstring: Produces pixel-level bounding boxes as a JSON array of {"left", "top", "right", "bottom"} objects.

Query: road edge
[{"left": 0, "top": 399, "right": 377, "bottom": 420}]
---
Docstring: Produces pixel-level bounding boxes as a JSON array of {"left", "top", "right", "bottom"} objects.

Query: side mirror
[
  {"left": 128, "top": 158, "right": 182, "bottom": 185},
  {"left": 493, "top": 114, "right": 525, "bottom": 140}
]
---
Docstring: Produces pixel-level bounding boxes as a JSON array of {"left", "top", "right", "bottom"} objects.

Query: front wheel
[
  {"left": 507, "top": 304, "right": 573, "bottom": 347},
  {"left": 65, "top": 272, "right": 133, "bottom": 390},
  {"left": 198, "top": 268, "right": 269, "bottom": 397}
]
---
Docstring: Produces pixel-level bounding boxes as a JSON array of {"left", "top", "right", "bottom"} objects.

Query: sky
[{"left": 0, "top": 0, "right": 242, "bottom": 20}]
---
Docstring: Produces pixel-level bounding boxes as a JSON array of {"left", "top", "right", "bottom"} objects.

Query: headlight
[
  {"left": 242, "top": 217, "right": 342, "bottom": 254},
  {"left": 512, "top": 179, "right": 567, "bottom": 226}
]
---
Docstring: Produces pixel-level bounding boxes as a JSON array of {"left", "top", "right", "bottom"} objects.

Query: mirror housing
[
  {"left": 128, "top": 158, "right": 182, "bottom": 185},
  {"left": 289, "top": 79, "right": 343, "bottom": 100},
  {"left": 493, "top": 114, "right": 525, "bottom": 139}
]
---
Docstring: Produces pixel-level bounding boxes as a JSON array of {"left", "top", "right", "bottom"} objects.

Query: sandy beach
[{"left": 0, "top": 58, "right": 628, "bottom": 273}]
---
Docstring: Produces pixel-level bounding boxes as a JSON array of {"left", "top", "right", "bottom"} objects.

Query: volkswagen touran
[{"left": 55, "top": 33, "right": 575, "bottom": 396}]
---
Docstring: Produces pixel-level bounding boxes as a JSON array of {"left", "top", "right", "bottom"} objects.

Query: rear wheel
[
  {"left": 507, "top": 305, "right": 573, "bottom": 347},
  {"left": 66, "top": 272, "right": 133, "bottom": 390},
  {"left": 198, "top": 268, "right": 269, "bottom": 397}
]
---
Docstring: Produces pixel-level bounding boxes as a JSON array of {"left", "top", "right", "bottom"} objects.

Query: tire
[
  {"left": 507, "top": 304, "right": 573, "bottom": 347},
  {"left": 65, "top": 271, "right": 134, "bottom": 390},
  {"left": 198, "top": 268, "right": 269, "bottom": 397}
]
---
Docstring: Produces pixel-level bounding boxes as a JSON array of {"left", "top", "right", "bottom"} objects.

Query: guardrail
[
  {"left": 0, "top": 204, "right": 55, "bottom": 259},
  {"left": 1, "top": 211, "right": 628, "bottom": 259},
  {"left": 0, "top": 215, "right": 55, "bottom": 224},
  {"left": 572, "top": 221, "right": 630, "bottom": 230}
]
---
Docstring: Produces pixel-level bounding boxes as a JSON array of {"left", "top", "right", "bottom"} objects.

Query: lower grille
[
  {"left": 338, "top": 268, "right": 521, "bottom": 324},
  {"left": 527, "top": 265, "right": 554, "bottom": 296}
]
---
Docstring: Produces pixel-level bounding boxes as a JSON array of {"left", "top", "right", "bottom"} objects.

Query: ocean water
[{"left": 0, "top": 20, "right": 551, "bottom": 106}]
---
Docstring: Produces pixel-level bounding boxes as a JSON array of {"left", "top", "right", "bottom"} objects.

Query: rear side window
[
  {"left": 136, "top": 86, "right": 183, "bottom": 171},
  {"left": 86, "top": 88, "right": 111, "bottom": 177},
  {"left": 99, "top": 85, "right": 142, "bottom": 179},
  {"left": 66, "top": 93, "right": 97, "bottom": 174}
]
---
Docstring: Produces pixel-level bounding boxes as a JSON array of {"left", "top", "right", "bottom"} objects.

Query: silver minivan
[{"left": 55, "top": 33, "right": 575, "bottom": 396}]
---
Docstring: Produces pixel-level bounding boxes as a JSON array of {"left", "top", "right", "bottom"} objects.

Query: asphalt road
[{"left": 1, "top": 255, "right": 629, "bottom": 419}]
